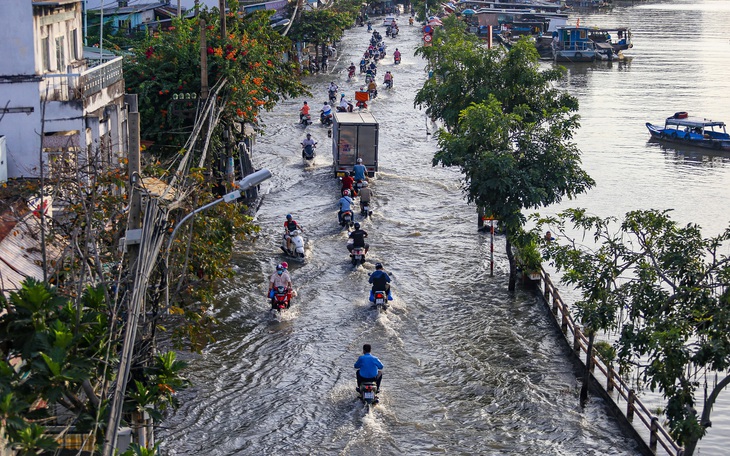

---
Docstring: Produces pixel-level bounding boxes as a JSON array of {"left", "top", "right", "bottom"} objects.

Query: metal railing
[
  {"left": 538, "top": 268, "right": 684, "bottom": 456},
  {"left": 41, "top": 56, "right": 124, "bottom": 101}
]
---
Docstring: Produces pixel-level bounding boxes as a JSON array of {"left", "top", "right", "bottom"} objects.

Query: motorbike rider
[
  {"left": 347, "top": 222, "right": 369, "bottom": 254},
  {"left": 321, "top": 102, "right": 333, "bottom": 123},
  {"left": 367, "top": 21, "right": 372, "bottom": 32},
  {"left": 341, "top": 171, "right": 355, "bottom": 196},
  {"left": 358, "top": 180, "right": 373, "bottom": 212},
  {"left": 338, "top": 94, "right": 352, "bottom": 112},
  {"left": 353, "top": 157, "right": 367, "bottom": 181},
  {"left": 299, "top": 101, "right": 311, "bottom": 123},
  {"left": 367, "top": 79, "right": 378, "bottom": 99},
  {"left": 409, "top": 16, "right": 414, "bottom": 26},
  {"left": 328, "top": 81, "right": 338, "bottom": 99},
  {"left": 355, "top": 343, "right": 383, "bottom": 392},
  {"left": 369, "top": 262, "right": 392, "bottom": 301},
  {"left": 348, "top": 62, "right": 356, "bottom": 78},
  {"left": 369, "top": 60, "right": 377, "bottom": 73},
  {"left": 393, "top": 48, "right": 401, "bottom": 62},
  {"left": 301, "top": 133, "right": 317, "bottom": 159},
  {"left": 359, "top": 57, "right": 368, "bottom": 72},
  {"left": 268, "top": 264, "right": 293, "bottom": 307},
  {"left": 383, "top": 71, "right": 393, "bottom": 89},
  {"left": 338, "top": 190, "right": 354, "bottom": 224},
  {"left": 283, "top": 214, "right": 304, "bottom": 252}
]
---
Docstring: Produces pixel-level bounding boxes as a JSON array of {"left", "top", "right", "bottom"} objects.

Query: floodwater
[{"left": 158, "top": 1, "right": 730, "bottom": 455}]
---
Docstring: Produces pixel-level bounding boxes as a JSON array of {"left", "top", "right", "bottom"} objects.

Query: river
[{"left": 158, "top": 1, "right": 730, "bottom": 455}]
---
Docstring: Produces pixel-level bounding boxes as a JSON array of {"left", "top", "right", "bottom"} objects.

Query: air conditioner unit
[{"left": 0, "top": 136, "right": 6, "bottom": 183}]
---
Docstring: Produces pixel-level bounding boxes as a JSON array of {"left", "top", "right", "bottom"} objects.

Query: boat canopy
[{"left": 665, "top": 117, "right": 727, "bottom": 129}]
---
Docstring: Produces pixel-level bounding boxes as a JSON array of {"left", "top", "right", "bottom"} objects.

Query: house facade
[
  {"left": 0, "top": 0, "right": 127, "bottom": 179},
  {"left": 88, "top": 1, "right": 179, "bottom": 35}
]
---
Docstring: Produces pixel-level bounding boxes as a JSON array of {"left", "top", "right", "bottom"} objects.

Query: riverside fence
[{"left": 537, "top": 268, "right": 684, "bottom": 456}]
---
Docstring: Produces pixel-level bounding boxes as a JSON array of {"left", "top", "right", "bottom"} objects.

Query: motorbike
[
  {"left": 357, "top": 379, "right": 379, "bottom": 406},
  {"left": 340, "top": 210, "right": 354, "bottom": 228},
  {"left": 271, "top": 285, "right": 293, "bottom": 311},
  {"left": 409, "top": 17, "right": 414, "bottom": 26},
  {"left": 328, "top": 90, "right": 337, "bottom": 105},
  {"left": 384, "top": 79, "right": 393, "bottom": 90},
  {"left": 281, "top": 229, "right": 306, "bottom": 258},
  {"left": 372, "top": 290, "right": 388, "bottom": 312},
  {"left": 336, "top": 101, "right": 354, "bottom": 113},
  {"left": 350, "top": 246, "right": 366, "bottom": 266},
  {"left": 360, "top": 62, "right": 367, "bottom": 73},
  {"left": 300, "top": 113, "right": 312, "bottom": 126},
  {"left": 391, "top": 27, "right": 399, "bottom": 38},
  {"left": 385, "top": 26, "right": 392, "bottom": 37},
  {"left": 360, "top": 201, "right": 372, "bottom": 218},
  {"left": 348, "top": 67, "right": 356, "bottom": 80},
  {"left": 308, "top": 60, "right": 319, "bottom": 73},
  {"left": 394, "top": 55, "right": 401, "bottom": 65},
  {"left": 367, "top": 22, "right": 372, "bottom": 32},
  {"left": 301, "top": 144, "right": 316, "bottom": 161},
  {"left": 320, "top": 111, "right": 333, "bottom": 127},
  {"left": 369, "top": 88, "right": 378, "bottom": 99}
]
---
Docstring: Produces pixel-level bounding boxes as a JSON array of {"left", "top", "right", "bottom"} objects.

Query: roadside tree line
[{"left": 415, "top": 15, "right": 730, "bottom": 455}]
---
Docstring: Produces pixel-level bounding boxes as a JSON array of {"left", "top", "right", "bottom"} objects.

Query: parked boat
[
  {"left": 551, "top": 26, "right": 597, "bottom": 62},
  {"left": 646, "top": 112, "right": 730, "bottom": 151}
]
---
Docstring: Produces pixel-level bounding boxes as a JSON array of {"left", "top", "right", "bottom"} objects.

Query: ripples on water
[{"left": 159, "top": 2, "right": 730, "bottom": 454}]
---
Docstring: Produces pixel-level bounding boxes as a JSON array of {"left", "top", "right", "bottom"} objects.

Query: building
[
  {"left": 87, "top": 1, "right": 180, "bottom": 36},
  {"left": 0, "top": 0, "right": 128, "bottom": 180}
]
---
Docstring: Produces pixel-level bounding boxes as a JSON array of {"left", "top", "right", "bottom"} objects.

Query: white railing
[{"left": 41, "top": 56, "right": 124, "bottom": 101}]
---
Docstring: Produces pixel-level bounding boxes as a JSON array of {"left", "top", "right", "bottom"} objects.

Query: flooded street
[{"left": 159, "top": 1, "right": 730, "bottom": 454}]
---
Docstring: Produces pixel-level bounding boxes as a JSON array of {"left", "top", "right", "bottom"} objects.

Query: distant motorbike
[
  {"left": 302, "top": 143, "right": 316, "bottom": 160},
  {"left": 270, "top": 285, "right": 292, "bottom": 311},
  {"left": 357, "top": 378, "right": 379, "bottom": 406},
  {"left": 320, "top": 111, "right": 333, "bottom": 127},
  {"left": 281, "top": 229, "right": 305, "bottom": 258},
  {"left": 348, "top": 67, "right": 356, "bottom": 80},
  {"left": 360, "top": 200, "right": 372, "bottom": 218},
  {"left": 350, "top": 246, "right": 366, "bottom": 266},
  {"left": 394, "top": 55, "right": 401, "bottom": 65},
  {"left": 300, "top": 113, "right": 312, "bottom": 126},
  {"left": 372, "top": 290, "right": 388, "bottom": 312},
  {"left": 329, "top": 90, "right": 337, "bottom": 105},
  {"left": 337, "top": 101, "right": 354, "bottom": 113},
  {"left": 360, "top": 62, "right": 367, "bottom": 73},
  {"left": 384, "top": 79, "right": 393, "bottom": 90},
  {"left": 340, "top": 210, "right": 354, "bottom": 228}
]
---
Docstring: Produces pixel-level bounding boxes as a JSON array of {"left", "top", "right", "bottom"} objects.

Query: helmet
[
  {"left": 276, "top": 264, "right": 283, "bottom": 271},
  {"left": 375, "top": 262, "right": 383, "bottom": 269},
  {"left": 324, "top": 101, "right": 329, "bottom": 105},
  {"left": 281, "top": 261, "right": 288, "bottom": 269},
  {"left": 362, "top": 181, "right": 368, "bottom": 187},
  {"left": 354, "top": 222, "right": 361, "bottom": 229},
  {"left": 306, "top": 133, "right": 311, "bottom": 137},
  {"left": 286, "top": 214, "right": 293, "bottom": 220},
  {"left": 341, "top": 93, "right": 345, "bottom": 98},
  {"left": 343, "top": 190, "right": 350, "bottom": 196},
  {"left": 357, "top": 158, "right": 363, "bottom": 163},
  {"left": 303, "top": 101, "right": 308, "bottom": 105}
]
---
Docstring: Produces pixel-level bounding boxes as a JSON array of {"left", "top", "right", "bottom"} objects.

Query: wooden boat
[
  {"left": 646, "top": 112, "right": 730, "bottom": 151},
  {"left": 551, "top": 26, "right": 597, "bottom": 62}
]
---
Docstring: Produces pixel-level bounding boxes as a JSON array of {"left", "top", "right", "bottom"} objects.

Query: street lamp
[{"left": 164, "top": 168, "right": 272, "bottom": 309}]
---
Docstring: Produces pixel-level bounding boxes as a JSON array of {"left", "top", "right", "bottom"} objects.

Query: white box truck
[{"left": 332, "top": 111, "right": 379, "bottom": 178}]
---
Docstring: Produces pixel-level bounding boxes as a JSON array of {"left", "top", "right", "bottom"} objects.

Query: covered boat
[
  {"left": 551, "top": 26, "right": 597, "bottom": 62},
  {"left": 646, "top": 112, "right": 730, "bottom": 150}
]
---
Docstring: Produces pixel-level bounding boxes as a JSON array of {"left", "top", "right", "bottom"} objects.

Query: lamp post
[{"left": 164, "top": 168, "right": 272, "bottom": 310}]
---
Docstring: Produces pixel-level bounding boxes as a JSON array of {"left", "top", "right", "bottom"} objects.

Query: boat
[
  {"left": 646, "top": 112, "right": 730, "bottom": 151},
  {"left": 551, "top": 26, "right": 597, "bottom": 62}
]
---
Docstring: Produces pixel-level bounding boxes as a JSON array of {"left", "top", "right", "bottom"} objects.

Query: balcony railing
[{"left": 41, "top": 56, "right": 123, "bottom": 101}]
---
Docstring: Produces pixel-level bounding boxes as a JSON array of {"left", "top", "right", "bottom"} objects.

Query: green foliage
[
  {"left": 513, "top": 230, "right": 542, "bottom": 272},
  {"left": 123, "top": 9, "right": 308, "bottom": 153},
  {"left": 121, "top": 443, "right": 160, "bottom": 456},
  {"left": 593, "top": 340, "right": 616, "bottom": 364},
  {"left": 537, "top": 208, "right": 730, "bottom": 451},
  {"left": 289, "top": 9, "right": 354, "bottom": 51},
  {"left": 417, "top": 19, "right": 592, "bottom": 290}
]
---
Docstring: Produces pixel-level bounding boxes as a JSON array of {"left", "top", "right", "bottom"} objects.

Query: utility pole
[
  {"left": 177, "top": 0, "right": 181, "bottom": 18},
  {"left": 219, "top": 0, "right": 227, "bottom": 38},
  {"left": 200, "top": 19, "right": 208, "bottom": 101},
  {"left": 126, "top": 94, "right": 141, "bottom": 282}
]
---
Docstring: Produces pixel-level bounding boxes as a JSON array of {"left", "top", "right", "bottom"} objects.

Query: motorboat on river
[{"left": 646, "top": 112, "right": 730, "bottom": 151}]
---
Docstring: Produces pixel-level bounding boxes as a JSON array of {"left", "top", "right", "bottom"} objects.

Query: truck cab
[{"left": 332, "top": 111, "right": 379, "bottom": 178}]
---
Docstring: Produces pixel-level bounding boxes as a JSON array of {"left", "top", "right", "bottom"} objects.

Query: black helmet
[
  {"left": 375, "top": 262, "right": 383, "bottom": 269},
  {"left": 354, "top": 222, "right": 361, "bottom": 229}
]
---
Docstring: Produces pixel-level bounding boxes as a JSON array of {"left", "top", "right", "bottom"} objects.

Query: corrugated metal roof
[
  {"left": 87, "top": 1, "right": 171, "bottom": 14},
  {"left": 0, "top": 213, "right": 64, "bottom": 295}
]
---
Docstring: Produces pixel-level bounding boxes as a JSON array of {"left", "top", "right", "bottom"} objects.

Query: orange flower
[
  {"left": 214, "top": 47, "right": 223, "bottom": 57},
  {"left": 236, "top": 108, "right": 244, "bottom": 117},
  {"left": 252, "top": 77, "right": 263, "bottom": 86},
  {"left": 253, "top": 62, "right": 261, "bottom": 68},
  {"left": 255, "top": 100, "right": 265, "bottom": 106},
  {"left": 248, "top": 89, "right": 257, "bottom": 95},
  {"left": 226, "top": 51, "right": 236, "bottom": 60}
]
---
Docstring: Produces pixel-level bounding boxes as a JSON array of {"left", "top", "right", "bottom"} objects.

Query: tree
[
  {"left": 538, "top": 208, "right": 730, "bottom": 455},
  {"left": 288, "top": 9, "right": 353, "bottom": 63},
  {"left": 417, "top": 17, "right": 593, "bottom": 290},
  {"left": 122, "top": 5, "right": 308, "bottom": 154}
]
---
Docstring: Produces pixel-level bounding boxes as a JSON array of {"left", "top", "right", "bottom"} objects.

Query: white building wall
[{"left": 0, "top": 0, "right": 35, "bottom": 75}]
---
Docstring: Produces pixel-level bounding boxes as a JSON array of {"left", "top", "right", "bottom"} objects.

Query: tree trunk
[
  {"left": 684, "top": 373, "right": 730, "bottom": 456},
  {"left": 580, "top": 332, "right": 594, "bottom": 407},
  {"left": 506, "top": 236, "right": 516, "bottom": 291}
]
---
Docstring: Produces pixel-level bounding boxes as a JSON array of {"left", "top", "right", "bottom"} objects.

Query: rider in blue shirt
[
  {"left": 353, "top": 158, "right": 367, "bottom": 181},
  {"left": 338, "top": 190, "right": 354, "bottom": 224},
  {"left": 354, "top": 344, "right": 383, "bottom": 391}
]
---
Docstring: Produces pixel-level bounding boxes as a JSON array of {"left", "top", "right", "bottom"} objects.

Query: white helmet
[
  {"left": 361, "top": 181, "right": 368, "bottom": 187},
  {"left": 357, "top": 158, "right": 363, "bottom": 163}
]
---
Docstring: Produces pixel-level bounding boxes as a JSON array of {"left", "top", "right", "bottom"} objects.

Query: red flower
[
  {"left": 145, "top": 46, "right": 154, "bottom": 58},
  {"left": 207, "top": 46, "right": 214, "bottom": 55}
]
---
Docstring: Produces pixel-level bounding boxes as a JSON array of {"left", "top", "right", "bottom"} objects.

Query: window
[
  {"left": 70, "top": 29, "right": 79, "bottom": 61},
  {"left": 41, "top": 36, "right": 50, "bottom": 71},
  {"left": 55, "top": 36, "right": 65, "bottom": 72}
]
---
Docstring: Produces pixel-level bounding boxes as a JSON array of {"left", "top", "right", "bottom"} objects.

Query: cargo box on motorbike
[{"left": 332, "top": 111, "right": 379, "bottom": 178}]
